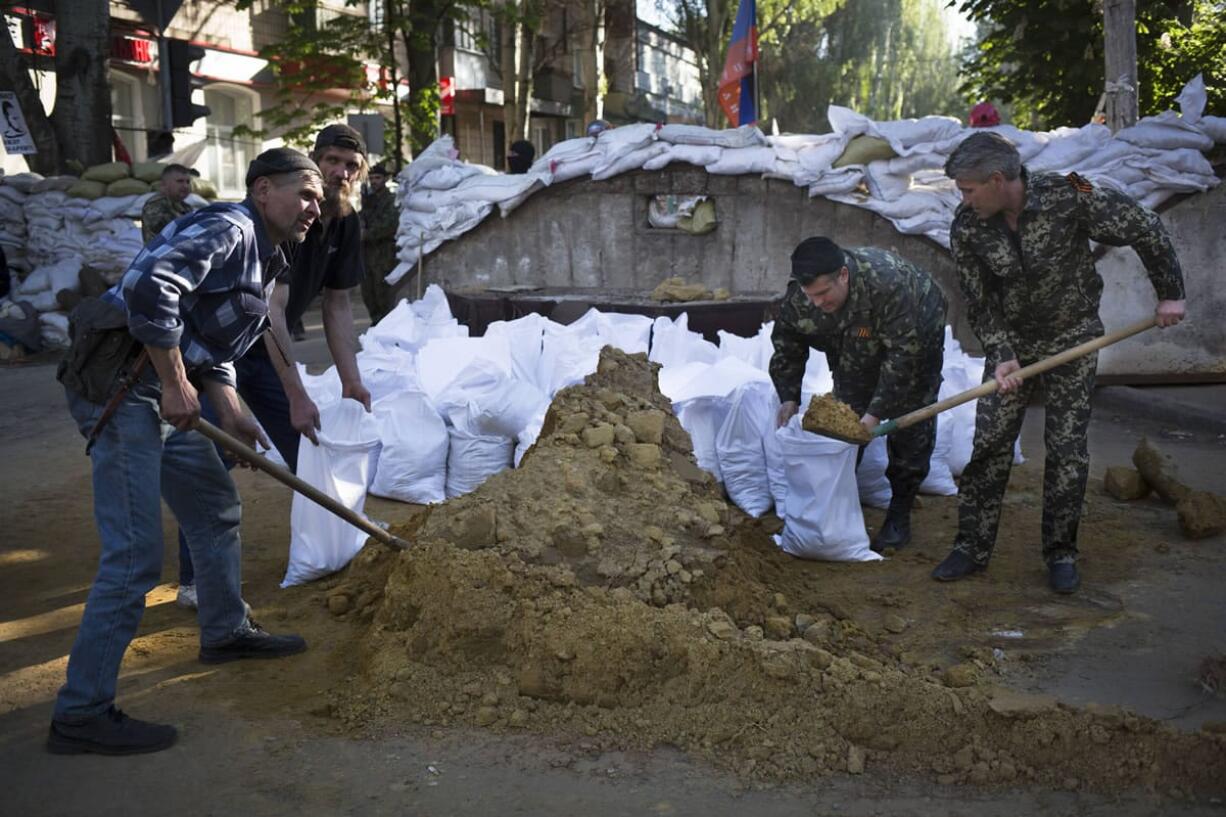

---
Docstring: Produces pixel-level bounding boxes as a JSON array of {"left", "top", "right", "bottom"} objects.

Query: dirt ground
[{"left": 2, "top": 312, "right": 1225, "bottom": 817}]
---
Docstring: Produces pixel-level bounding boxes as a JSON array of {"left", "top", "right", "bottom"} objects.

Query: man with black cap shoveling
[
  {"left": 173, "top": 124, "right": 375, "bottom": 611},
  {"left": 49, "top": 148, "right": 323, "bottom": 755},
  {"left": 770, "top": 237, "right": 948, "bottom": 552}
]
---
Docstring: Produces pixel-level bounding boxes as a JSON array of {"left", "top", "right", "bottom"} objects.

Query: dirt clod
[
  {"left": 1103, "top": 466, "right": 1151, "bottom": 501},
  {"left": 801, "top": 394, "right": 870, "bottom": 443}
]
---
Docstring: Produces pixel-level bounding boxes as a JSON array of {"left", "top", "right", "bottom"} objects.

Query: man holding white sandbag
[{"left": 771, "top": 237, "right": 947, "bottom": 552}]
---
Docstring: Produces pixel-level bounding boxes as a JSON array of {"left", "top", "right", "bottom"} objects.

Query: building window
[
  {"left": 202, "top": 85, "right": 259, "bottom": 199},
  {"left": 110, "top": 72, "right": 147, "bottom": 162}
]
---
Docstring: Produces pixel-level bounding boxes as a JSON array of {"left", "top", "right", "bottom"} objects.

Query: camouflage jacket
[
  {"left": 770, "top": 246, "right": 947, "bottom": 419},
  {"left": 140, "top": 193, "right": 193, "bottom": 244},
  {"left": 360, "top": 187, "right": 399, "bottom": 280},
  {"left": 950, "top": 169, "right": 1184, "bottom": 362}
]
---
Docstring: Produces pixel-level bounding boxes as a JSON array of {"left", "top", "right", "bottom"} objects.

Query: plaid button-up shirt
[{"left": 104, "top": 198, "right": 286, "bottom": 388}]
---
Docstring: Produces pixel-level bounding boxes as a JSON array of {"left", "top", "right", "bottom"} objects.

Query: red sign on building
[{"left": 439, "top": 76, "right": 455, "bottom": 116}]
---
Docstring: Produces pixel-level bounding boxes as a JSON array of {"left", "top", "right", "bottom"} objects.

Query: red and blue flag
[{"left": 718, "top": 0, "right": 758, "bottom": 127}]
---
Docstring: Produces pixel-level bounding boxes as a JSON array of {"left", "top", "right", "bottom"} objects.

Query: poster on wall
[{"left": 0, "top": 92, "right": 38, "bottom": 155}]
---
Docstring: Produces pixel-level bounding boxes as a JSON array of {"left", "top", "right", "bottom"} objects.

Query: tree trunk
[
  {"left": 50, "top": 0, "right": 113, "bottom": 169},
  {"left": 402, "top": 0, "right": 441, "bottom": 157},
  {"left": 0, "top": 21, "right": 62, "bottom": 174},
  {"left": 578, "top": 0, "right": 605, "bottom": 123},
  {"left": 702, "top": 0, "right": 730, "bottom": 128},
  {"left": 500, "top": 6, "right": 523, "bottom": 140},
  {"left": 1103, "top": 0, "right": 1138, "bottom": 131},
  {"left": 514, "top": 18, "right": 535, "bottom": 139}
]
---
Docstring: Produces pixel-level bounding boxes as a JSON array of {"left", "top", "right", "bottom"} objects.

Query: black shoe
[
  {"left": 1048, "top": 562, "right": 1080, "bottom": 594},
  {"left": 871, "top": 514, "right": 911, "bottom": 552},
  {"left": 47, "top": 706, "right": 177, "bottom": 755},
  {"left": 199, "top": 619, "right": 307, "bottom": 665},
  {"left": 931, "top": 549, "right": 985, "bottom": 582}
]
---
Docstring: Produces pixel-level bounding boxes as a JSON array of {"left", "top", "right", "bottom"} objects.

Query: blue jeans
[
  {"left": 177, "top": 345, "right": 300, "bottom": 585},
  {"left": 56, "top": 380, "right": 247, "bottom": 720}
]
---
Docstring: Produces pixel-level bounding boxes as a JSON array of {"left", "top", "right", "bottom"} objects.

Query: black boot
[
  {"left": 47, "top": 706, "right": 177, "bottom": 755},
  {"left": 871, "top": 495, "right": 913, "bottom": 553}
]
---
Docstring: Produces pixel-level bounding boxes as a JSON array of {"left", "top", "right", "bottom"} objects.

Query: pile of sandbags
[{"left": 392, "top": 75, "right": 1224, "bottom": 274}]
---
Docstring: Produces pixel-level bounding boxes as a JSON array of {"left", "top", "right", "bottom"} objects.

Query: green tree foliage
[
  {"left": 957, "top": 0, "right": 1225, "bottom": 129},
  {"left": 760, "top": 0, "right": 964, "bottom": 132},
  {"left": 235, "top": 0, "right": 472, "bottom": 162}
]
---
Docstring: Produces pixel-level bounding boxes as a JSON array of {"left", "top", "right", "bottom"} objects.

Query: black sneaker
[
  {"left": 1048, "top": 562, "right": 1080, "bottom": 594},
  {"left": 871, "top": 514, "right": 911, "bottom": 553},
  {"left": 47, "top": 706, "right": 177, "bottom": 755},
  {"left": 931, "top": 549, "right": 986, "bottom": 582},
  {"left": 199, "top": 618, "right": 307, "bottom": 665}
]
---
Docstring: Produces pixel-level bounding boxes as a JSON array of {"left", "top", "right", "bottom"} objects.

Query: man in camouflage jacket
[
  {"left": 932, "top": 131, "right": 1186, "bottom": 593},
  {"left": 360, "top": 163, "right": 399, "bottom": 325},
  {"left": 771, "top": 236, "right": 947, "bottom": 551},
  {"left": 140, "top": 164, "right": 196, "bottom": 243}
]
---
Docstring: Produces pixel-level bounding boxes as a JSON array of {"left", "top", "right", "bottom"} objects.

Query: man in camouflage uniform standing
[
  {"left": 360, "top": 162, "right": 399, "bottom": 325},
  {"left": 771, "top": 236, "right": 947, "bottom": 552},
  {"left": 140, "top": 164, "right": 196, "bottom": 243},
  {"left": 933, "top": 132, "right": 1186, "bottom": 593}
]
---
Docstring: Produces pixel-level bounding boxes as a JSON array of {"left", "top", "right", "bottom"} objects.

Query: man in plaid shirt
[{"left": 49, "top": 148, "right": 323, "bottom": 757}]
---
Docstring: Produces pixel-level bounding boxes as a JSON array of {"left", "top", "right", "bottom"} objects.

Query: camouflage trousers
[{"left": 953, "top": 349, "right": 1097, "bottom": 567}]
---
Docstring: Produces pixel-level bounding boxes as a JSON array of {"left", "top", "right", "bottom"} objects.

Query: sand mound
[{"left": 328, "top": 349, "right": 1226, "bottom": 796}]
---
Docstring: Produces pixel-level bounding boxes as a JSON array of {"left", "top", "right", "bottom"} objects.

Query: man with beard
[{"left": 172, "top": 125, "right": 372, "bottom": 609}]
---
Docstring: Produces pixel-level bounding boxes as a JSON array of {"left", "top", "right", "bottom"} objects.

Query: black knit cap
[
  {"left": 315, "top": 123, "right": 367, "bottom": 156},
  {"left": 791, "top": 236, "right": 846, "bottom": 283},
  {"left": 244, "top": 147, "right": 322, "bottom": 188}
]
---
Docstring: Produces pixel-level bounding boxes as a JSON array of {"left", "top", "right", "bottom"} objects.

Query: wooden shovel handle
[
  {"left": 195, "top": 418, "right": 410, "bottom": 551},
  {"left": 880, "top": 317, "right": 1158, "bottom": 435}
]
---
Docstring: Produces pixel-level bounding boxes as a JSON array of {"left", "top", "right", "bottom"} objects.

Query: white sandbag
[
  {"left": 919, "top": 413, "right": 958, "bottom": 496},
  {"left": 715, "top": 382, "right": 777, "bottom": 517},
  {"left": 675, "top": 395, "right": 731, "bottom": 482},
  {"left": 283, "top": 400, "right": 381, "bottom": 587},
  {"left": 514, "top": 405, "right": 548, "bottom": 467},
  {"left": 446, "top": 427, "right": 513, "bottom": 498},
  {"left": 642, "top": 144, "right": 724, "bottom": 171},
  {"left": 1116, "top": 110, "right": 1214, "bottom": 152},
  {"left": 370, "top": 391, "right": 449, "bottom": 504},
  {"left": 856, "top": 436, "right": 892, "bottom": 510},
  {"left": 536, "top": 328, "right": 603, "bottom": 397},
  {"left": 591, "top": 142, "right": 670, "bottom": 181},
  {"left": 437, "top": 357, "right": 548, "bottom": 438},
  {"left": 656, "top": 123, "right": 766, "bottom": 149},
  {"left": 773, "top": 418, "right": 880, "bottom": 562},
  {"left": 1199, "top": 116, "right": 1226, "bottom": 144},
  {"left": 1027, "top": 125, "right": 1113, "bottom": 172},
  {"left": 717, "top": 324, "right": 773, "bottom": 372},
  {"left": 870, "top": 115, "right": 964, "bottom": 157},
  {"left": 595, "top": 310, "right": 653, "bottom": 355},
  {"left": 799, "top": 349, "right": 834, "bottom": 404},
  {"left": 807, "top": 169, "right": 863, "bottom": 197},
  {"left": 485, "top": 313, "right": 546, "bottom": 388},
  {"left": 648, "top": 313, "right": 719, "bottom": 370},
  {"left": 418, "top": 335, "right": 513, "bottom": 401},
  {"left": 296, "top": 363, "right": 343, "bottom": 407},
  {"left": 763, "top": 414, "right": 788, "bottom": 517},
  {"left": 705, "top": 146, "right": 778, "bottom": 176},
  {"left": 1176, "top": 74, "right": 1207, "bottom": 123},
  {"left": 357, "top": 348, "right": 419, "bottom": 404},
  {"left": 663, "top": 355, "right": 771, "bottom": 404},
  {"left": 39, "top": 310, "right": 71, "bottom": 348}
]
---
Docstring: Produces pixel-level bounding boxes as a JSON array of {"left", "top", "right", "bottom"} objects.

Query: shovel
[
  {"left": 809, "top": 317, "right": 1159, "bottom": 444},
  {"left": 195, "top": 418, "right": 412, "bottom": 551}
]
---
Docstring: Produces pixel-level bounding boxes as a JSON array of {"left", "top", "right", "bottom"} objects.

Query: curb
[{"left": 1093, "top": 386, "right": 1226, "bottom": 437}]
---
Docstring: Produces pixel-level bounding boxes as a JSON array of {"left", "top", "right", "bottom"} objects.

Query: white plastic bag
[
  {"left": 446, "top": 427, "right": 514, "bottom": 498},
  {"left": 856, "top": 437, "right": 893, "bottom": 510},
  {"left": 370, "top": 391, "right": 449, "bottom": 504},
  {"left": 715, "top": 383, "right": 777, "bottom": 517},
  {"left": 675, "top": 396, "right": 732, "bottom": 482},
  {"left": 283, "top": 401, "right": 382, "bottom": 587},
  {"left": 773, "top": 418, "right": 880, "bottom": 562}
]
